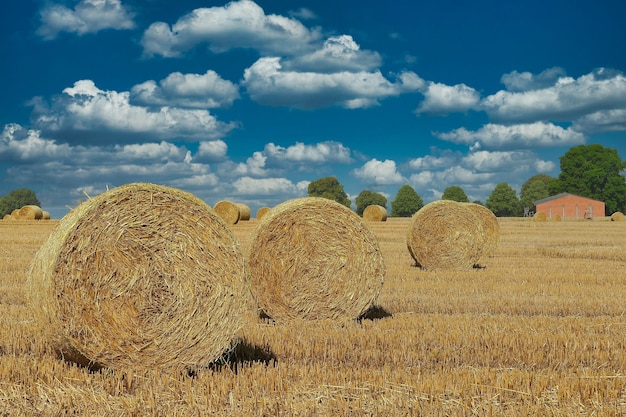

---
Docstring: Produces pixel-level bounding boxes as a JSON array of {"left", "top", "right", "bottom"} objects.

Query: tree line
[{"left": 308, "top": 144, "right": 626, "bottom": 217}]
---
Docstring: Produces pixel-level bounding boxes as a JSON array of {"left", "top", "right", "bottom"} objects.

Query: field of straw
[{"left": 1, "top": 217, "right": 626, "bottom": 416}]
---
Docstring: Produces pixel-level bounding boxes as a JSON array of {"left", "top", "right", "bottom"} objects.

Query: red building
[{"left": 534, "top": 193, "right": 605, "bottom": 219}]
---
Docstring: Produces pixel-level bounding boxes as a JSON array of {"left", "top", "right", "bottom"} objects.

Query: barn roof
[{"left": 533, "top": 192, "right": 605, "bottom": 205}]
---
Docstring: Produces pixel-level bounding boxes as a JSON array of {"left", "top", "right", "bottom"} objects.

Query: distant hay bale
[
  {"left": 42, "top": 211, "right": 51, "bottom": 220},
  {"left": 18, "top": 205, "right": 43, "bottom": 220},
  {"left": 248, "top": 197, "right": 385, "bottom": 322},
  {"left": 406, "top": 200, "right": 485, "bottom": 270},
  {"left": 363, "top": 205, "right": 387, "bottom": 222},
  {"left": 214, "top": 200, "right": 240, "bottom": 225},
  {"left": 27, "top": 183, "right": 248, "bottom": 372},
  {"left": 2, "top": 214, "right": 11, "bottom": 221},
  {"left": 533, "top": 212, "right": 547, "bottom": 222},
  {"left": 10, "top": 209, "right": 19, "bottom": 220},
  {"left": 552, "top": 214, "right": 562, "bottom": 222},
  {"left": 611, "top": 212, "right": 625, "bottom": 222},
  {"left": 463, "top": 203, "right": 499, "bottom": 259},
  {"left": 256, "top": 206, "right": 271, "bottom": 220},
  {"left": 236, "top": 203, "right": 251, "bottom": 221}
]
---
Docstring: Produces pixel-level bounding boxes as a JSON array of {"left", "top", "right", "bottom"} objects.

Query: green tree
[
  {"left": 355, "top": 190, "right": 387, "bottom": 216},
  {"left": 391, "top": 184, "right": 424, "bottom": 217},
  {"left": 0, "top": 188, "right": 41, "bottom": 217},
  {"left": 486, "top": 183, "right": 522, "bottom": 217},
  {"left": 520, "top": 174, "right": 553, "bottom": 212},
  {"left": 307, "top": 176, "right": 351, "bottom": 208},
  {"left": 557, "top": 144, "right": 626, "bottom": 215},
  {"left": 441, "top": 185, "right": 469, "bottom": 202}
]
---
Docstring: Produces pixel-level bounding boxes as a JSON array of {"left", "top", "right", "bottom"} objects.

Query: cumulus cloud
[
  {"left": 130, "top": 70, "right": 240, "bottom": 109},
  {"left": 232, "top": 177, "right": 308, "bottom": 195},
  {"left": 37, "top": 0, "right": 135, "bottom": 40},
  {"left": 462, "top": 150, "right": 555, "bottom": 173},
  {"left": 482, "top": 68, "right": 626, "bottom": 123},
  {"left": 407, "top": 153, "right": 456, "bottom": 170},
  {"left": 572, "top": 108, "right": 626, "bottom": 133},
  {"left": 351, "top": 159, "right": 405, "bottom": 185},
  {"left": 416, "top": 82, "right": 481, "bottom": 114},
  {"left": 32, "top": 80, "right": 237, "bottom": 144},
  {"left": 435, "top": 122, "right": 585, "bottom": 150},
  {"left": 500, "top": 67, "right": 567, "bottom": 92},
  {"left": 140, "top": 0, "right": 320, "bottom": 57},
  {"left": 0, "top": 124, "right": 71, "bottom": 162},
  {"left": 243, "top": 57, "right": 423, "bottom": 109},
  {"left": 264, "top": 141, "right": 353, "bottom": 164},
  {"left": 195, "top": 140, "right": 228, "bottom": 163}
]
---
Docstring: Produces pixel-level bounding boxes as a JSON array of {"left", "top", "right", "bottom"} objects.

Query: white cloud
[
  {"left": 500, "top": 67, "right": 566, "bottom": 92},
  {"left": 462, "top": 150, "right": 555, "bottom": 173},
  {"left": 264, "top": 141, "right": 352, "bottom": 164},
  {"left": 416, "top": 82, "right": 480, "bottom": 114},
  {"left": 33, "top": 80, "right": 237, "bottom": 143},
  {"left": 572, "top": 108, "right": 626, "bottom": 133},
  {"left": 407, "top": 154, "right": 456, "bottom": 170},
  {"left": 37, "top": 0, "right": 135, "bottom": 40},
  {"left": 242, "top": 57, "right": 423, "bottom": 109},
  {"left": 351, "top": 159, "right": 405, "bottom": 185},
  {"left": 435, "top": 122, "right": 585, "bottom": 150},
  {"left": 195, "top": 140, "right": 228, "bottom": 162},
  {"left": 140, "top": 0, "right": 320, "bottom": 57},
  {"left": 130, "top": 70, "right": 240, "bottom": 109},
  {"left": 0, "top": 124, "right": 71, "bottom": 161},
  {"left": 232, "top": 176, "right": 306, "bottom": 195}
]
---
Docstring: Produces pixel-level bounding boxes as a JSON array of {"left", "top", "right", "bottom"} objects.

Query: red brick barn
[{"left": 533, "top": 193, "right": 606, "bottom": 219}]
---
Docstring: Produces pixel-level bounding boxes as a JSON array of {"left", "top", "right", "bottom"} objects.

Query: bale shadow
[
  {"left": 202, "top": 340, "right": 277, "bottom": 375},
  {"left": 358, "top": 305, "right": 393, "bottom": 321}
]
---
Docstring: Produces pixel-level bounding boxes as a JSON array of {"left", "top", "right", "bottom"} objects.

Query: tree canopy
[
  {"left": 520, "top": 174, "right": 553, "bottom": 212},
  {"left": 486, "top": 182, "right": 522, "bottom": 217},
  {"left": 391, "top": 184, "right": 424, "bottom": 217},
  {"left": 355, "top": 190, "right": 387, "bottom": 216},
  {"left": 0, "top": 188, "right": 40, "bottom": 217},
  {"left": 307, "top": 176, "right": 351, "bottom": 208},
  {"left": 441, "top": 185, "right": 469, "bottom": 202}
]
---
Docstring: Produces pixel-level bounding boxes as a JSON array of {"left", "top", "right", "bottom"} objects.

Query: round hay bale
[
  {"left": 2, "top": 214, "right": 11, "bottom": 221},
  {"left": 42, "top": 211, "right": 51, "bottom": 220},
  {"left": 27, "top": 183, "right": 248, "bottom": 372},
  {"left": 463, "top": 203, "right": 499, "bottom": 258},
  {"left": 248, "top": 197, "right": 385, "bottom": 322},
  {"left": 406, "top": 200, "right": 485, "bottom": 270},
  {"left": 611, "top": 212, "right": 625, "bottom": 222},
  {"left": 552, "top": 214, "right": 562, "bottom": 222},
  {"left": 533, "top": 212, "right": 547, "bottom": 222},
  {"left": 10, "top": 209, "right": 19, "bottom": 220},
  {"left": 236, "top": 203, "right": 251, "bottom": 221},
  {"left": 18, "top": 205, "right": 43, "bottom": 220},
  {"left": 213, "top": 200, "right": 240, "bottom": 225},
  {"left": 363, "top": 205, "right": 388, "bottom": 222},
  {"left": 256, "top": 206, "right": 271, "bottom": 220}
]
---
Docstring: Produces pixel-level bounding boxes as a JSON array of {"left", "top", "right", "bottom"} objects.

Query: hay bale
[
  {"left": 611, "top": 212, "right": 625, "bottom": 222},
  {"left": 18, "top": 205, "right": 43, "bottom": 220},
  {"left": 214, "top": 200, "right": 240, "bottom": 225},
  {"left": 406, "top": 200, "right": 485, "bottom": 270},
  {"left": 27, "top": 183, "right": 248, "bottom": 372},
  {"left": 247, "top": 197, "right": 385, "bottom": 322},
  {"left": 363, "top": 205, "right": 388, "bottom": 222},
  {"left": 533, "top": 212, "right": 547, "bottom": 222},
  {"left": 236, "top": 203, "right": 251, "bottom": 221},
  {"left": 552, "top": 214, "right": 562, "bottom": 222},
  {"left": 256, "top": 206, "right": 271, "bottom": 220},
  {"left": 463, "top": 203, "right": 499, "bottom": 258},
  {"left": 2, "top": 214, "right": 11, "bottom": 221},
  {"left": 42, "top": 211, "right": 51, "bottom": 220}
]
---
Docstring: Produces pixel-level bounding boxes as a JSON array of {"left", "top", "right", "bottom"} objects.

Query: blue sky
[{"left": 2, "top": 0, "right": 626, "bottom": 218}]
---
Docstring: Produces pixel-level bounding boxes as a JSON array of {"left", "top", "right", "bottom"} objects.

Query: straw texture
[
  {"left": 463, "top": 203, "right": 499, "bottom": 258},
  {"left": 18, "top": 205, "right": 43, "bottom": 220},
  {"left": 533, "top": 212, "right": 547, "bottom": 222},
  {"left": 237, "top": 203, "right": 251, "bottom": 221},
  {"left": 406, "top": 200, "right": 485, "bottom": 270},
  {"left": 256, "top": 207, "right": 271, "bottom": 220},
  {"left": 611, "top": 212, "right": 625, "bottom": 222},
  {"left": 363, "top": 205, "right": 388, "bottom": 222},
  {"left": 214, "top": 200, "right": 240, "bottom": 225},
  {"left": 247, "top": 197, "right": 385, "bottom": 322},
  {"left": 27, "top": 183, "right": 248, "bottom": 372}
]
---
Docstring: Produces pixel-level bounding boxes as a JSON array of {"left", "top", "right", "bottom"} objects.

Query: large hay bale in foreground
[
  {"left": 236, "top": 203, "right": 251, "bottom": 221},
  {"left": 611, "top": 212, "right": 625, "bottom": 222},
  {"left": 463, "top": 203, "right": 499, "bottom": 258},
  {"left": 256, "top": 206, "right": 271, "bottom": 220},
  {"left": 406, "top": 200, "right": 485, "bottom": 270},
  {"left": 363, "top": 205, "right": 388, "bottom": 222},
  {"left": 214, "top": 200, "right": 240, "bottom": 225},
  {"left": 27, "top": 183, "right": 248, "bottom": 372},
  {"left": 533, "top": 212, "right": 547, "bottom": 222},
  {"left": 18, "top": 205, "right": 43, "bottom": 220},
  {"left": 248, "top": 197, "right": 385, "bottom": 322}
]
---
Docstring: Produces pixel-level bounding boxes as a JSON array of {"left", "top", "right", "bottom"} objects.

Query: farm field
[{"left": 1, "top": 217, "right": 626, "bottom": 416}]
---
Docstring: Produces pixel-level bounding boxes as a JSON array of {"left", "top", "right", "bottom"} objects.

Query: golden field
[{"left": 1, "top": 217, "right": 625, "bottom": 416}]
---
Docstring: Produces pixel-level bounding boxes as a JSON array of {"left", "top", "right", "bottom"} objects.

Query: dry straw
[
  {"left": 214, "top": 200, "right": 241, "bottom": 225},
  {"left": 533, "top": 212, "right": 547, "bottom": 222},
  {"left": 17, "top": 205, "right": 43, "bottom": 220},
  {"left": 406, "top": 200, "right": 485, "bottom": 270},
  {"left": 552, "top": 214, "right": 562, "bottom": 222},
  {"left": 256, "top": 206, "right": 271, "bottom": 220},
  {"left": 611, "top": 212, "right": 625, "bottom": 222},
  {"left": 247, "top": 197, "right": 385, "bottom": 322},
  {"left": 236, "top": 203, "right": 251, "bottom": 221},
  {"left": 42, "top": 211, "right": 51, "bottom": 220},
  {"left": 27, "top": 183, "right": 248, "bottom": 372},
  {"left": 463, "top": 203, "right": 499, "bottom": 259},
  {"left": 363, "top": 205, "right": 388, "bottom": 222}
]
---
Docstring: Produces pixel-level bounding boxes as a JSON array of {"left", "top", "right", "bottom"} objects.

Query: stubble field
[{"left": 1, "top": 216, "right": 625, "bottom": 416}]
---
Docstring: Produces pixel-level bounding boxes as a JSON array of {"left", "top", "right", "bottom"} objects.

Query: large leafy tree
[
  {"left": 355, "top": 190, "right": 387, "bottom": 216},
  {"left": 486, "top": 182, "right": 522, "bottom": 217},
  {"left": 391, "top": 184, "right": 424, "bottom": 217},
  {"left": 0, "top": 188, "right": 40, "bottom": 217},
  {"left": 441, "top": 185, "right": 469, "bottom": 202},
  {"left": 307, "top": 176, "right": 351, "bottom": 208},
  {"left": 557, "top": 144, "right": 626, "bottom": 215},
  {"left": 520, "top": 174, "right": 553, "bottom": 212}
]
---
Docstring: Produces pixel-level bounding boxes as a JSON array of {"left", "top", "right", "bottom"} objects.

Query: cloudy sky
[{"left": 2, "top": 0, "right": 626, "bottom": 218}]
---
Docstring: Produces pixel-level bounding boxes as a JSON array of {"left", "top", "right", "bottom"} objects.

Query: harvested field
[{"left": 1, "top": 217, "right": 626, "bottom": 416}]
